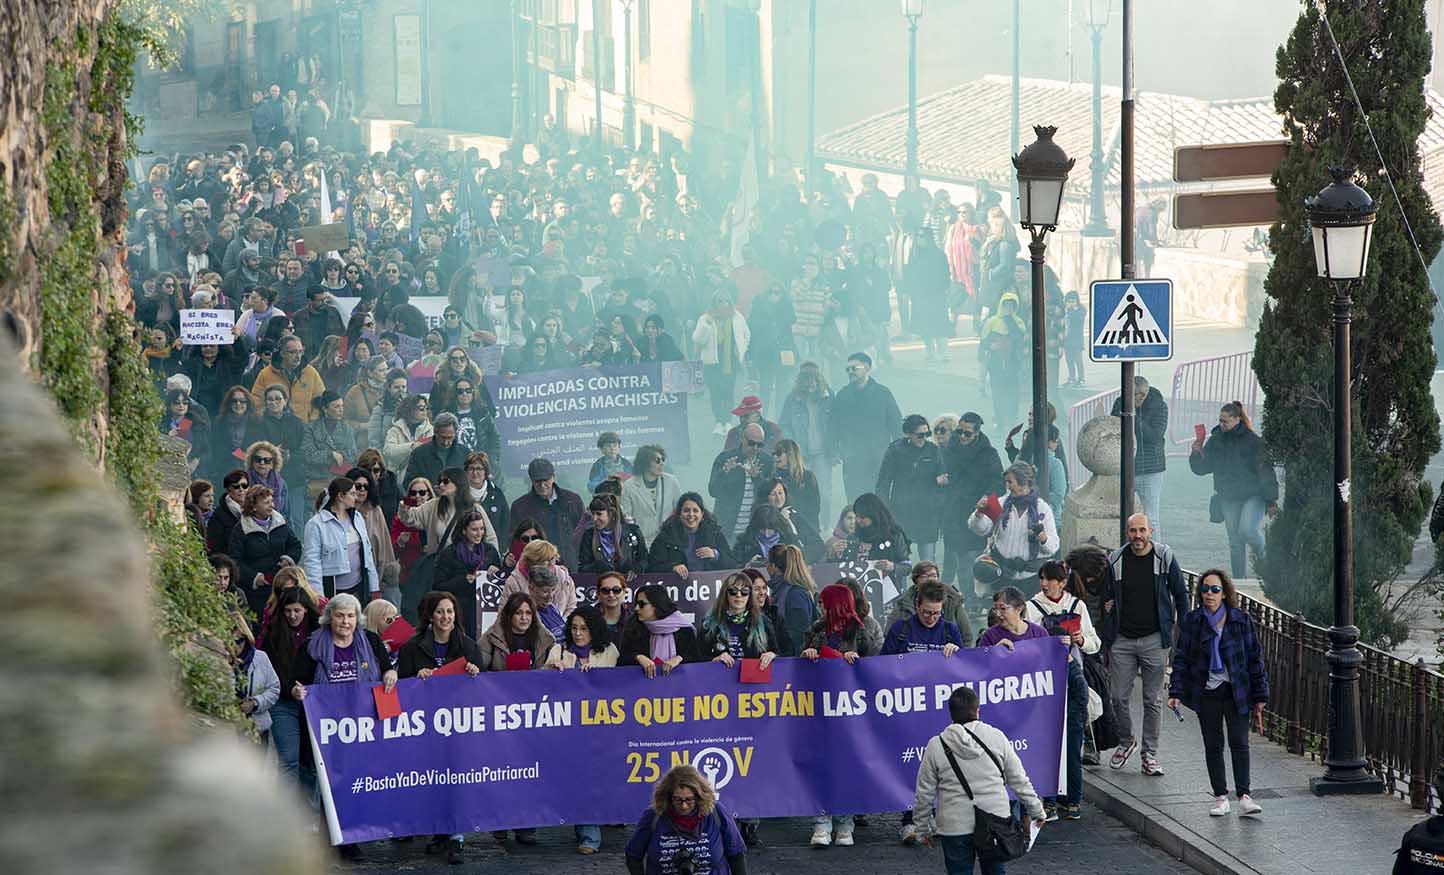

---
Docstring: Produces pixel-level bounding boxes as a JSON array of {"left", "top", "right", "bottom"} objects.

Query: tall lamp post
[
  {"left": 592, "top": 0, "right": 603, "bottom": 149},
  {"left": 621, "top": 0, "right": 635, "bottom": 149},
  {"left": 1013, "top": 126, "right": 1075, "bottom": 504},
  {"left": 902, "top": 0, "right": 922, "bottom": 185},
  {"left": 1082, "top": 0, "right": 1111, "bottom": 236},
  {"left": 1306, "top": 166, "right": 1384, "bottom": 797}
]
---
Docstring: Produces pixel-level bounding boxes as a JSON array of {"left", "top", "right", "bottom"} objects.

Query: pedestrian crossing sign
[{"left": 1089, "top": 279, "right": 1173, "bottom": 362}]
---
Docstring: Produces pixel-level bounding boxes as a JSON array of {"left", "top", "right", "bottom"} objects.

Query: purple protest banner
[
  {"left": 303, "top": 639, "right": 1066, "bottom": 845},
  {"left": 484, "top": 364, "right": 689, "bottom": 480}
]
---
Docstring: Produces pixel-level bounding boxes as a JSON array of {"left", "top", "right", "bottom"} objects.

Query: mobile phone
[{"left": 1169, "top": 703, "right": 1185, "bottom": 722}]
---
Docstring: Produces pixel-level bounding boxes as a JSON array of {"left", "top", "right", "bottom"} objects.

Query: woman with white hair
[{"left": 289, "top": 591, "right": 395, "bottom": 861}]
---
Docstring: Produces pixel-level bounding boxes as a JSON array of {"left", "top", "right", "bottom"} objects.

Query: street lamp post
[
  {"left": 1013, "top": 126, "right": 1076, "bottom": 504},
  {"left": 510, "top": 0, "right": 523, "bottom": 148},
  {"left": 621, "top": 0, "right": 635, "bottom": 149},
  {"left": 592, "top": 0, "right": 603, "bottom": 150},
  {"left": 902, "top": 0, "right": 922, "bottom": 185},
  {"left": 1306, "top": 166, "right": 1384, "bottom": 797},
  {"left": 1082, "top": 0, "right": 1112, "bottom": 236}
]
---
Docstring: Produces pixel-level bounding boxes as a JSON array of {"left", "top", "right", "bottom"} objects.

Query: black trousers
[{"left": 1197, "top": 683, "right": 1251, "bottom": 798}]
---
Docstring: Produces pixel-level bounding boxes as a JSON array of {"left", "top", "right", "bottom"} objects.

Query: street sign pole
[{"left": 1119, "top": 0, "right": 1135, "bottom": 546}]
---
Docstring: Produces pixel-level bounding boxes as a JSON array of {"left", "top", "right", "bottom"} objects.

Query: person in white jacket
[
  {"left": 236, "top": 621, "right": 281, "bottom": 742},
  {"left": 968, "top": 461, "right": 1059, "bottom": 601},
  {"left": 1025, "top": 560, "right": 1098, "bottom": 823},
  {"left": 914, "top": 686, "right": 1046, "bottom": 872},
  {"left": 618, "top": 444, "right": 682, "bottom": 544},
  {"left": 382, "top": 393, "right": 434, "bottom": 473}
]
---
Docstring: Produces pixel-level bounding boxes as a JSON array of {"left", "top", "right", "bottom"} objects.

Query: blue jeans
[
  {"left": 575, "top": 824, "right": 601, "bottom": 851},
  {"left": 1134, "top": 472, "right": 1164, "bottom": 541},
  {"left": 271, "top": 699, "right": 316, "bottom": 804},
  {"left": 1049, "top": 657, "right": 1088, "bottom": 806},
  {"left": 1220, "top": 495, "right": 1267, "bottom": 578},
  {"left": 939, "top": 833, "right": 1006, "bottom": 875},
  {"left": 917, "top": 539, "right": 938, "bottom": 562}
]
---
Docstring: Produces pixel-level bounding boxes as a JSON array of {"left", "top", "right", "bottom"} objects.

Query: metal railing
[{"left": 1177, "top": 568, "right": 1443, "bottom": 813}]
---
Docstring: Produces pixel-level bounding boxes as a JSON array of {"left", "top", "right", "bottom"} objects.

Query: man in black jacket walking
[
  {"left": 827, "top": 352, "right": 902, "bottom": 505},
  {"left": 941, "top": 412, "right": 1003, "bottom": 598}
]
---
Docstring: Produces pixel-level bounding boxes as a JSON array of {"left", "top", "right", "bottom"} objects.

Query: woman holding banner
[
  {"left": 594, "top": 570, "right": 632, "bottom": 639},
  {"left": 647, "top": 492, "right": 734, "bottom": 576},
  {"left": 619, "top": 584, "right": 702, "bottom": 677},
  {"left": 478, "top": 591, "right": 551, "bottom": 844},
  {"left": 290, "top": 592, "right": 397, "bottom": 860},
  {"left": 801, "top": 582, "right": 877, "bottom": 847},
  {"left": 764, "top": 544, "right": 819, "bottom": 658},
  {"left": 625, "top": 764, "right": 749, "bottom": 875},
  {"left": 699, "top": 572, "right": 781, "bottom": 670}
]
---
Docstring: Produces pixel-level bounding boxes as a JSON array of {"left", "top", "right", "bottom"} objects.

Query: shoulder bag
[
  {"left": 402, "top": 510, "right": 461, "bottom": 623},
  {"left": 938, "top": 729, "right": 1029, "bottom": 863}
]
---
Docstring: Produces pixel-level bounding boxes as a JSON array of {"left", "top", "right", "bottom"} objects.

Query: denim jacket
[{"left": 302, "top": 508, "right": 379, "bottom": 596}]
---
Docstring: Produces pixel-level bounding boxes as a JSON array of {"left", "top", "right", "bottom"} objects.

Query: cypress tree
[{"left": 1254, "top": 0, "right": 1441, "bottom": 644}]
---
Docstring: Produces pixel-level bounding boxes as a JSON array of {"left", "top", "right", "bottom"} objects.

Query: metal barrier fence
[
  {"left": 1177, "top": 568, "right": 1443, "bottom": 813},
  {"left": 1065, "top": 351, "right": 1261, "bottom": 487}
]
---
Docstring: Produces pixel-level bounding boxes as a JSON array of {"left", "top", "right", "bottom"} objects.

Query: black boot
[{"left": 741, "top": 821, "right": 765, "bottom": 849}]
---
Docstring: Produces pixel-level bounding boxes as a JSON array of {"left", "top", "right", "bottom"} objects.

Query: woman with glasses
[
  {"left": 619, "top": 584, "right": 702, "bottom": 677},
  {"left": 500, "top": 539, "right": 578, "bottom": 642},
  {"left": 770, "top": 439, "right": 820, "bottom": 531},
  {"left": 342, "top": 262, "right": 367, "bottom": 297},
  {"left": 646, "top": 492, "right": 733, "bottom": 576},
  {"left": 228, "top": 484, "right": 303, "bottom": 618},
  {"left": 503, "top": 518, "right": 546, "bottom": 574},
  {"left": 160, "top": 388, "right": 207, "bottom": 475},
  {"left": 254, "top": 385, "right": 306, "bottom": 514},
  {"left": 383, "top": 393, "right": 434, "bottom": 473},
  {"left": 464, "top": 451, "right": 509, "bottom": 543},
  {"left": 578, "top": 494, "right": 649, "bottom": 577},
  {"left": 624, "top": 764, "right": 748, "bottom": 874},
  {"left": 1168, "top": 569, "right": 1269, "bottom": 818},
  {"left": 429, "top": 346, "right": 483, "bottom": 414},
  {"left": 592, "top": 570, "right": 631, "bottom": 638},
  {"left": 236, "top": 440, "right": 290, "bottom": 524},
  {"left": 344, "top": 466, "right": 401, "bottom": 606},
  {"left": 207, "top": 469, "right": 249, "bottom": 553},
  {"left": 616, "top": 444, "right": 679, "bottom": 544},
  {"left": 302, "top": 476, "right": 379, "bottom": 600},
  {"left": 443, "top": 378, "right": 501, "bottom": 465},
  {"left": 344, "top": 308, "right": 376, "bottom": 353},
  {"left": 392, "top": 477, "right": 434, "bottom": 589},
  {"left": 344, "top": 354, "right": 388, "bottom": 431},
  {"left": 434, "top": 510, "right": 503, "bottom": 638},
  {"left": 209, "top": 385, "right": 260, "bottom": 481},
  {"left": 400, "top": 465, "right": 499, "bottom": 559},
  {"left": 354, "top": 448, "right": 399, "bottom": 523},
  {"left": 876, "top": 414, "right": 947, "bottom": 563},
  {"left": 700, "top": 572, "right": 780, "bottom": 669}
]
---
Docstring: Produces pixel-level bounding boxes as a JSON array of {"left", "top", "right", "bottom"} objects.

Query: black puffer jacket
[
  {"left": 876, "top": 437, "right": 946, "bottom": 543},
  {"left": 943, "top": 431, "right": 1004, "bottom": 549},
  {"left": 1111, "top": 386, "right": 1169, "bottom": 475},
  {"left": 1188, "top": 423, "right": 1278, "bottom": 503}
]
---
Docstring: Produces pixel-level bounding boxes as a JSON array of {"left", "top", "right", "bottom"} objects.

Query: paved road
[{"left": 335, "top": 805, "right": 1194, "bottom": 873}]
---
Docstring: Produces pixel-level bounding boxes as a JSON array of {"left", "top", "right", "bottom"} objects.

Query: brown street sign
[
  {"left": 1174, "top": 141, "right": 1290, "bottom": 183},
  {"left": 1173, "top": 190, "right": 1279, "bottom": 230}
]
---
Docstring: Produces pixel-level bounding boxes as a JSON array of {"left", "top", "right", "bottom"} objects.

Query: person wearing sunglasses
[
  {"left": 206, "top": 469, "right": 250, "bottom": 553},
  {"left": 302, "top": 476, "right": 379, "bottom": 601},
  {"left": 382, "top": 393, "right": 434, "bottom": 473},
  {"left": 344, "top": 466, "right": 401, "bottom": 605},
  {"left": 708, "top": 422, "right": 775, "bottom": 543},
  {"left": 392, "top": 477, "right": 434, "bottom": 588},
  {"left": 876, "top": 413, "right": 947, "bottom": 564},
  {"left": 208, "top": 385, "right": 260, "bottom": 482},
  {"left": 244, "top": 440, "right": 291, "bottom": 520},
  {"left": 618, "top": 584, "right": 701, "bottom": 678},
  {"left": 500, "top": 539, "right": 578, "bottom": 642},
  {"left": 1168, "top": 570, "right": 1268, "bottom": 818},
  {"left": 592, "top": 570, "right": 631, "bottom": 638}
]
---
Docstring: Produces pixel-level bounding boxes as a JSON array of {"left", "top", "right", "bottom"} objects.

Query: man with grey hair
[
  {"left": 1111, "top": 374, "right": 1169, "bottom": 539},
  {"left": 403, "top": 411, "right": 467, "bottom": 487}
]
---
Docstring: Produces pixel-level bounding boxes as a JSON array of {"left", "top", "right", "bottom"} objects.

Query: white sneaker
[
  {"left": 811, "top": 824, "right": 832, "bottom": 847},
  {"left": 1238, "top": 795, "right": 1262, "bottom": 816},
  {"left": 1209, "top": 796, "right": 1230, "bottom": 816},
  {"left": 834, "top": 827, "right": 854, "bottom": 846},
  {"left": 899, "top": 822, "right": 918, "bottom": 845}
]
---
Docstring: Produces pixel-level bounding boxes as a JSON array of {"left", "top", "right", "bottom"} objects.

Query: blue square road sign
[{"left": 1089, "top": 279, "right": 1173, "bottom": 362}]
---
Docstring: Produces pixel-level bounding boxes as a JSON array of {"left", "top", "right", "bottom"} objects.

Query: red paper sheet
[
  {"left": 1194, "top": 423, "right": 1208, "bottom": 443},
  {"left": 819, "top": 646, "right": 845, "bottom": 659},
  {"left": 232, "top": 448, "right": 247, "bottom": 461},
  {"left": 739, "top": 658, "right": 772, "bottom": 683},
  {"left": 373, "top": 685, "right": 401, "bottom": 720},
  {"left": 379, "top": 617, "right": 416, "bottom": 652},
  {"left": 432, "top": 657, "right": 469, "bottom": 677},
  {"left": 1058, "top": 617, "right": 1082, "bottom": 636},
  {"left": 505, "top": 652, "right": 532, "bottom": 671},
  {"left": 983, "top": 493, "right": 1004, "bottom": 524}
]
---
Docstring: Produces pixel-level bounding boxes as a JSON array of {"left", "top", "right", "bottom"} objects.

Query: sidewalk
[{"left": 1083, "top": 700, "right": 1428, "bottom": 875}]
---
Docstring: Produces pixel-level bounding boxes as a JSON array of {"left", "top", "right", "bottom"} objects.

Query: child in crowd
[{"left": 587, "top": 431, "right": 632, "bottom": 493}]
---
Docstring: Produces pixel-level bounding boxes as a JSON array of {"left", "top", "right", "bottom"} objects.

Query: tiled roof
[{"left": 818, "top": 75, "right": 1444, "bottom": 198}]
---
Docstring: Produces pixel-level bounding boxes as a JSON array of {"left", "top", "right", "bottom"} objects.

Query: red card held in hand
[
  {"left": 1058, "top": 617, "right": 1082, "bottom": 636},
  {"left": 739, "top": 658, "right": 772, "bottom": 683},
  {"left": 432, "top": 657, "right": 469, "bottom": 677},
  {"left": 505, "top": 651, "right": 532, "bottom": 671},
  {"left": 819, "top": 646, "right": 845, "bottom": 659},
  {"left": 379, "top": 617, "right": 416, "bottom": 652},
  {"left": 373, "top": 685, "right": 401, "bottom": 721},
  {"left": 232, "top": 448, "right": 247, "bottom": 461},
  {"left": 1194, "top": 423, "right": 1208, "bottom": 443},
  {"left": 983, "top": 493, "right": 1004, "bottom": 524}
]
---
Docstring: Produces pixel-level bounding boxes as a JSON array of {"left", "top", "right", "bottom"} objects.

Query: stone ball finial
[{"left": 1077, "top": 414, "right": 1123, "bottom": 476}]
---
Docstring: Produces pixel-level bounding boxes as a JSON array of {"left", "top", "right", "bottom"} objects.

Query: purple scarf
[
  {"left": 306, "top": 627, "right": 381, "bottom": 684},
  {"left": 1000, "top": 489, "right": 1043, "bottom": 557},
  {"left": 1204, "top": 603, "right": 1228, "bottom": 673},
  {"left": 643, "top": 612, "right": 692, "bottom": 662},
  {"left": 457, "top": 540, "right": 488, "bottom": 569}
]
